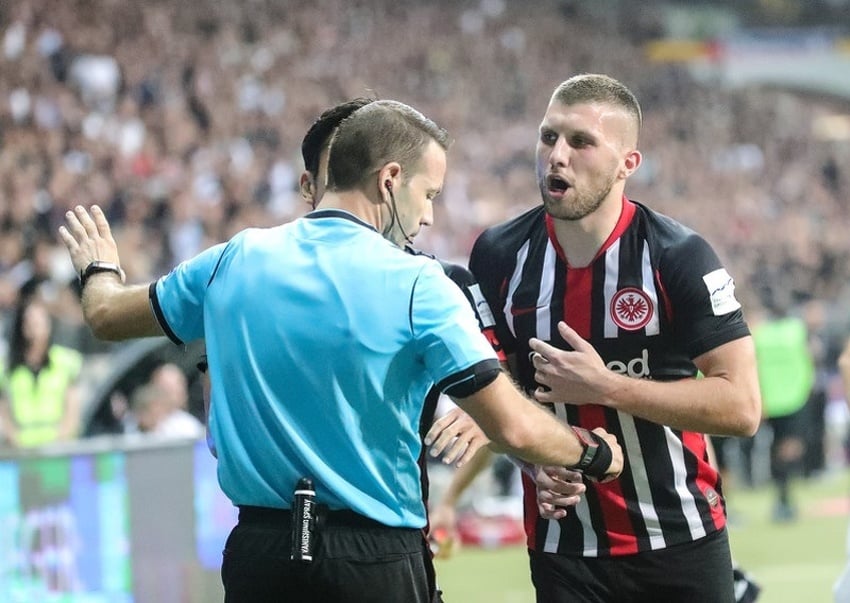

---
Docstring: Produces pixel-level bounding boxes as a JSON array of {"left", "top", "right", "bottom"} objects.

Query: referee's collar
[{"left": 304, "top": 209, "right": 378, "bottom": 233}]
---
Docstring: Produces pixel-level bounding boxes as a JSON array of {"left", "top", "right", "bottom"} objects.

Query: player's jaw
[{"left": 538, "top": 169, "right": 614, "bottom": 222}]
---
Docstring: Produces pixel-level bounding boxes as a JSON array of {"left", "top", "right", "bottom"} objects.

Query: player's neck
[{"left": 552, "top": 193, "right": 624, "bottom": 268}]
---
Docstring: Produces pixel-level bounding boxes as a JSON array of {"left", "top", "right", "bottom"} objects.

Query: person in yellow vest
[
  {"left": 752, "top": 310, "right": 815, "bottom": 522},
  {"left": 0, "top": 292, "right": 83, "bottom": 448}
]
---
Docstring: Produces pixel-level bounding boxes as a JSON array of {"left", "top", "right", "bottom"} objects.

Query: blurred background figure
[
  {"left": 129, "top": 381, "right": 203, "bottom": 438},
  {"left": 834, "top": 337, "right": 850, "bottom": 602},
  {"left": 0, "top": 288, "right": 83, "bottom": 447},
  {"left": 150, "top": 362, "right": 192, "bottom": 415},
  {"left": 752, "top": 308, "right": 816, "bottom": 523}
]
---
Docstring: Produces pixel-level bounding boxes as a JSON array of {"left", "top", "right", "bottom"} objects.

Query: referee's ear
[{"left": 300, "top": 171, "right": 318, "bottom": 208}]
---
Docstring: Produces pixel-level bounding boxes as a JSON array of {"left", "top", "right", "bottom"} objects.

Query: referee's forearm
[
  {"left": 82, "top": 279, "right": 163, "bottom": 340},
  {"left": 453, "top": 375, "right": 584, "bottom": 467}
]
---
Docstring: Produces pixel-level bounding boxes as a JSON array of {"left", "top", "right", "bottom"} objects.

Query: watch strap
[
  {"left": 568, "top": 426, "right": 613, "bottom": 480},
  {"left": 80, "top": 260, "right": 125, "bottom": 289}
]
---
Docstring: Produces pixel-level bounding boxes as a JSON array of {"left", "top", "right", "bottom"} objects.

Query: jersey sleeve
[
  {"left": 469, "top": 227, "right": 517, "bottom": 356},
  {"left": 440, "top": 261, "right": 505, "bottom": 362},
  {"left": 410, "top": 261, "right": 499, "bottom": 393},
  {"left": 659, "top": 233, "right": 750, "bottom": 358},
  {"left": 150, "top": 242, "right": 227, "bottom": 345}
]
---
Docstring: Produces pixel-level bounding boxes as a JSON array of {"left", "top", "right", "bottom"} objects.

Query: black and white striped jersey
[{"left": 469, "top": 197, "right": 749, "bottom": 557}]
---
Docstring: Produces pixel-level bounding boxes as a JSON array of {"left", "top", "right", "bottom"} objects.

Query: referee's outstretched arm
[{"left": 451, "top": 372, "right": 622, "bottom": 482}]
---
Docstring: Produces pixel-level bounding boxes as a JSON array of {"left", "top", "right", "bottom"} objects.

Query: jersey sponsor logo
[
  {"left": 609, "top": 287, "right": 654, "bottom": 331},
  {"left": 702, "top": 268, "right": 741, "bottom": 316},
  {"left": 605, "top": 348, "right": 650, "bottom": 378}
]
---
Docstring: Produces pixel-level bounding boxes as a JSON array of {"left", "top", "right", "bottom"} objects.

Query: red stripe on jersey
[
  {"left": 683, "top": 431, "right": 727, "bottom": 530},
  {"left": 522, "top": 472, "right": 539, "bottom": 549},
  {"left": 545, "top": 196, "right": 638, "bottom": 339},
  {"left": 578, "top": 404, "right": 639, "bottom": 555},
  {"left": 565, "top": 267, "right": 592, "bottom": 338}
]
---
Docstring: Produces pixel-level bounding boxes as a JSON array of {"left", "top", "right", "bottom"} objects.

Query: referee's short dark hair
[
  {"left": 300, "top": 97, "right": 375, "bottom": 176},
  {"left": 326, "top": 100, "right": 450, "bottom": 192}
]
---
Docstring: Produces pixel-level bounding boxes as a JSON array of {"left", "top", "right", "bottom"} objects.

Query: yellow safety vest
[{"left": 1, "top": 345, "right": 83, "bottom": 447}]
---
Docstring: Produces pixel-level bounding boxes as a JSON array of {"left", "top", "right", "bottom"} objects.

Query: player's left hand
[
  {"left": 535, "top": 465, "right": 585, "bottom": 520},
  {"left": 425, "top": 406, "right": 490, "bottom": 467},
  {"left": 528, "top": 321, "right": 616, "bottom": 406}
]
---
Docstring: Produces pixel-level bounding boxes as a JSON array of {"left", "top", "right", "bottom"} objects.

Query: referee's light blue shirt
[{"left": 152, "top": 210, "right": 497, "bottom": 528}]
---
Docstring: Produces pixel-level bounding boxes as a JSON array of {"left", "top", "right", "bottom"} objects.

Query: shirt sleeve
[
  {"left": 469, "top": 226, "right": 517, "bottom": 356},
  {"left": 410, "top": 261, "right": 499, "bottom": 388},
  {"left": 440, "top": 260, "right": 506, "bottom": 362},
  {"left": 150, "top": 242, "right": 227, "bottom": 345},
  {"left": 659, "top": 233, "right": 750, "bottom": 358}
]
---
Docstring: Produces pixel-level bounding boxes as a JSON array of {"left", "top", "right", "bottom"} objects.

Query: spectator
[
  {"left": 0, "top": 288, "right": 83, "bottom": 447},
  {"left": 130, "top": 381, "right": 204, "bottom": 438},
  {"left": 150, "top": 361, "right": 192, "bottom": 414}
]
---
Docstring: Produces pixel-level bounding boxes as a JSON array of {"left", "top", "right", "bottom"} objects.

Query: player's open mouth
[{"left": 547, "top": 175, "right": 570, "bottom": 194}]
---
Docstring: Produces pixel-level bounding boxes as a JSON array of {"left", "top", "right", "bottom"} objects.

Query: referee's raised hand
[{"left": 58, "top": 205, "right": 122, "bottom": 277}]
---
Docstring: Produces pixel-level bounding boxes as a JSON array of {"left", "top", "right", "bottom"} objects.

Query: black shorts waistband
[{"left": 238, "top": 505, "right": 388, "bottom": 529}]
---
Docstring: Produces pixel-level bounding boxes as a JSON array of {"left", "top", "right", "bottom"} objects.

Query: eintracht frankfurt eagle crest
[{"left": 610, "top": 287, "right": 654, "bottom": 331}]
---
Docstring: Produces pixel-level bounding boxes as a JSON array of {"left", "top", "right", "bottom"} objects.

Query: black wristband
[
  {"left": 80, "top": 260, "right": 125, "bottom": 289},
  {"left": 568, "top": 426, "right": 614, "bottom": 480}
]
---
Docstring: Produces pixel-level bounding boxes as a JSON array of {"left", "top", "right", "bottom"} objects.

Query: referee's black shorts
[
  {"left": 222, "top": 506, "right": 434, "bottom": 603},
  {"left": 528, "top": 528, "right": 734, "bottom": 603}
]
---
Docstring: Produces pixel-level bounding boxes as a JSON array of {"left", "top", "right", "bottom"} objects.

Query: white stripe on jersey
[
  {"left": 505, "top": 240, "right": 530, "bottom": 338},
  {"left": 603, "top": 240, "right": 621, "bottom": 338},
  {"left": 665, "top": 426, "right": 708, "bottom": 540},
  {"left": 535, "top": 242, "right": 557, "bottom": 340},
  {"left": 506, "top": 239, "right": 556, "bottom": 341},
  {"left": 640, "top": 243, "right": 661, "bottom": 335},
  {"left": 603, "top": 239, "right": 661, "bottom": 337},
  {"left": 542, "top": 404, "right": 603, "bottom": 555},
  {"left": 618, "top": 412, "right": 667, "bottom": 550}
]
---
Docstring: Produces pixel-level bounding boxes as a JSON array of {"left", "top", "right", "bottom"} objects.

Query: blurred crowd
[{"left": 1, "top": 0, "right": 849, "bottom": 443}]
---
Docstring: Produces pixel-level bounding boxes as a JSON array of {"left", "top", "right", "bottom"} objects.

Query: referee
[{"left": 59, "top": 99, "right": 623, "bottom": 602}]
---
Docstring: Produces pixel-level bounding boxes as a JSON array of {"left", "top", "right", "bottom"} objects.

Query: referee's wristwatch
[
  {"left": 79, "top": 260, "right": 126, "bottom": 289},
  {"left": 568, "top": 426, "right": 613, "bottom": 480}
]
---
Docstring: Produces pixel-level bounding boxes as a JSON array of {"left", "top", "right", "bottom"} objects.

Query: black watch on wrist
[
  {"left": 79, "top": 260, "right": 125, "bottom": 289},
  {"left": 568, "top": 426, "right": 613, "bottom": 480},
  {"left": 570, "top": 426, "right": 600, "bottom": 470}
]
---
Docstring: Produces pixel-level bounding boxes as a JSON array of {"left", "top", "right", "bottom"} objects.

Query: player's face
[
  {"left": 391, "top": 139, "right": 445, "bottom": 245},
  {"left": 535, "top": 101, "right": 635, "bottom": 221}
]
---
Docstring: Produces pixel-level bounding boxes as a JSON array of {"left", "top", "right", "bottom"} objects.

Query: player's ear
[{"left": 621, "top": 150, "right": 642, "bottom": 179}]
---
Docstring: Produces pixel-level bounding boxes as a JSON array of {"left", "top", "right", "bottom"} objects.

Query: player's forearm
[
  {"left": 82, "top": 277, "right": 162, "bottom": 340},
  {"left": 602, "top": 373, "right": 760, "bottom": 436}
]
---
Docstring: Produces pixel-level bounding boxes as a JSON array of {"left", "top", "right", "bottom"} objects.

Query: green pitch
[{"left": 434, "top": 470, "right": 849, "bottom": 602}]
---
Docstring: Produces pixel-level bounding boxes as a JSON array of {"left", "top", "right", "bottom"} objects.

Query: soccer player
[
  {"left": 431, "top": 74, "right": 762, "bottom": 602},
  {"left": 59, "top": 99, "right": 623, "bottom": 603}
]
